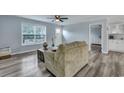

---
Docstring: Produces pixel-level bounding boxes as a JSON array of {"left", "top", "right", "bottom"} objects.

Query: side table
[{"left": 37, "top": 49, "right": 47, "bottom": 63}]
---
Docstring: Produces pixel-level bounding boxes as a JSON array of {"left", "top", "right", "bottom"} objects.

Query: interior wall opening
[{"left": 89, "top": 24, "right": 102, "bottom": 52}]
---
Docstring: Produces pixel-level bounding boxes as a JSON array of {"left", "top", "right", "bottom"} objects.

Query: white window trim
[{"left": 21, "top": 23, "right": 46, "bottom": 46}]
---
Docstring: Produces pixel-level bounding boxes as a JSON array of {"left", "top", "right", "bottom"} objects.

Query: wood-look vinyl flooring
[
  {"left": 0, "top": 49, "right": 124, "bottom": 77},
  {"left": 76, "top": 51, "right": 124, "bottom": 77},
  {"left": 0, "top": 52, "right": 51, "bottom": 77}
]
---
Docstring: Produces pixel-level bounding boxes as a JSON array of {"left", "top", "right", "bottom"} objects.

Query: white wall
[
  {"left": 63, "top": 20, "right": 108, "bottom": 53},
  {"left": 0, "top": 15, "right": 55, "bottom": 54},
  {"left": 63, "top": 23, "right": 89, "bottom": 44},
  {"left": 0, "top": 15, "right": 109, "bottom": 54}
]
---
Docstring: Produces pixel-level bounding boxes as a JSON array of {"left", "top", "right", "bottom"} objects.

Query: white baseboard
[
  {"left": 11, "top": 49, "right": 38, "bottom": 55},
  {"left": 102, "top": 50, "right": 108, "bottom": 54}
]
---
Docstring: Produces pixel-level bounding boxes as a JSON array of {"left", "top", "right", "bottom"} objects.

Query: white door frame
[{"left": 89, "top": 22, "right": 103, "bottom": 52}]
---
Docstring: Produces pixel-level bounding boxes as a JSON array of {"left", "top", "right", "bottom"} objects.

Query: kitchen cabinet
[
  {"left": 108, "top": 23, "right": 124, "bottom": 52},
  {"left": 109, "top": 24, "right": 124, "bottom": 34},
  {"left": 109, "top": 40, "right": 124, "bottom": 52},
  {"left": 119, "top": 24, "right": 124, "bottom": 34}
]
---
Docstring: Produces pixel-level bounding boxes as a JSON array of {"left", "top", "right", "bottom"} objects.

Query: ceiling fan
[{"left": 48, "top": 15, "right": 68, "bottom": 22}]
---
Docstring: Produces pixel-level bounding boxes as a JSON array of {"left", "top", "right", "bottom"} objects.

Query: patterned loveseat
[{"left": 44, "top": 41, "right": 88, "bottom": 77}]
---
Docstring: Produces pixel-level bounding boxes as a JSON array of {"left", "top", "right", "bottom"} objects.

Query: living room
[
  {"left": 1, "top": 0, "right": 124, "bottom": 92},
  {"left": 1, "top": 15, "right": 124, "bottom": 77}
]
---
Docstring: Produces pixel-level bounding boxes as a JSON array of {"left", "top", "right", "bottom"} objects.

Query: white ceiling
[{"left": 18, "top": 15, "right": 124, "bottom": 25}]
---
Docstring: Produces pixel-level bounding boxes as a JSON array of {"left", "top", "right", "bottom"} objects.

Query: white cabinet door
[
  {"left": 119, "top": 24, "right": 124, "bottom": 34},
  {"left": 109, "top": 24, "right": 117, "bottom": 34},
  {"left": 109, "top": 40, "right": 117, "bottom": 50},
  {"left": 117, "top": 40, "right": 124, "bottom": 52},
  {"left": 109, "top": 40, "right": 124, "bottom": 52}
]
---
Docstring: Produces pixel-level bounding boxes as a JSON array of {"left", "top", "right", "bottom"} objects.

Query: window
[{"left": 22, "top": 23, "right": 46, "bottom": 45}]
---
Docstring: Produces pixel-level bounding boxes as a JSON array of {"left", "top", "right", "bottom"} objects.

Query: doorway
[{"left": 89, "top": 23, "right": 102, "bottom": 52}]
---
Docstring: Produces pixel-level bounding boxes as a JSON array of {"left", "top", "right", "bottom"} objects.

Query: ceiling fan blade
[
  {"left": 55, "top": 15, "right": 60, "bottom": 19},
  {"left": 60, "top": 19, "right": 64, "bottom": 22},
  {"left": 60, "top": 18, "right": 68, "bottom": 19},
  {"left": 55, "top": 16, "right": 57, "bottom": 19}
]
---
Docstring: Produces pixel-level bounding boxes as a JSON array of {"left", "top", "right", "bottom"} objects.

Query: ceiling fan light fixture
[{"left": 55, "top": 19, "right": 59, "bottom": 22}]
